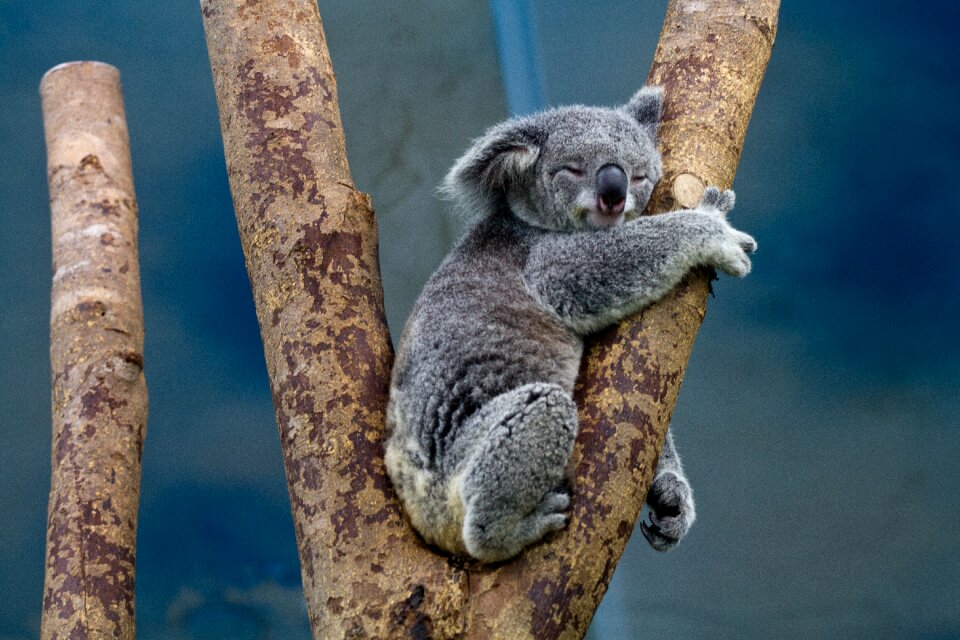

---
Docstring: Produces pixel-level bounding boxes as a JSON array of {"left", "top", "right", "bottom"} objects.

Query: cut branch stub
[{"left": 40, "top": 61, "right": 147, "bottom": 640}]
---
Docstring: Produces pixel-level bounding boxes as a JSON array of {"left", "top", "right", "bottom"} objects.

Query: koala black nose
[{"left": 596, "top": 164, "right": 627, "bottom": 215}]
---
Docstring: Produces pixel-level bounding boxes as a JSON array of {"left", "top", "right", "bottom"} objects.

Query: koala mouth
[
  {"left": 572, "top": 185, "right": 637, "bottom": 230},
  {"left": 571, "top": 201, "right": 630, "bottom": 230},
  {"left": 574, "top": 194, "right": 635, "bottom": 230}
]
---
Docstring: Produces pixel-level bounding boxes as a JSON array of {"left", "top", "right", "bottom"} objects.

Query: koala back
[
  {"left": 385, "top": 213, "right": 582, "bottom": 554},
  {"left": 388, "top": 214, "right": 582, "bottom": 475}
]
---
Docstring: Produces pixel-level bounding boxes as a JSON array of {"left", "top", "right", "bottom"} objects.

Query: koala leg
[
  {"left": 459, "top": 382, "right": 577, "bottom": 562},
  {"left": 641, "top": 429, "right": 696, "bottom": 551}
]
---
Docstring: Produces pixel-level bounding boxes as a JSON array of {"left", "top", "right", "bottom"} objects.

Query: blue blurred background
[{"left": 1, "top": 1, "right": 958, "bottom": 638}]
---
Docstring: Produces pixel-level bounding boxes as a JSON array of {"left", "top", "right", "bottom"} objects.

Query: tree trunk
[
  {"left": 201, "top": 0, "right": 778, "bottom": 637},
  {"left": 40, "top": 61, "right": 148, "bottom": 640}
]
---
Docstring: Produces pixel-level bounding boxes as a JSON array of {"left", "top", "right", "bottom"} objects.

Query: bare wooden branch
[
  {"left": 40, "top": 61, "right": 147, "bottom": 640},
  {"left": 201, "top": 0, "right": 778, "bottom": 637}
]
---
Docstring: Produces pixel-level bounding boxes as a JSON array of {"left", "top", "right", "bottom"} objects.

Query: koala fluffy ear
[
  {"left": 623, "top": 86, "right": 664, "bottom": 137},
  {"left": 440, "top": 117, "right": 545, "bottom": 215}
]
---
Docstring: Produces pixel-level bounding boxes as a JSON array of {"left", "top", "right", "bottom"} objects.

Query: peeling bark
[
  {"left": 40, "top": 61, "right": 147, "bottom": 640},
  {"left": 201, "top": 0, "right": 778, "bottom": 638}
]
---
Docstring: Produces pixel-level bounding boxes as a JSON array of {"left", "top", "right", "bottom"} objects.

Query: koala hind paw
[
  {"left": 641, "top": 471, "right": 696, "bottom": 552},
  {"left": 535, "top": 490, "right": 571, "bottom": 532},
  {"left": 538, "top": 490, "right": 571, "bottom": 514}
]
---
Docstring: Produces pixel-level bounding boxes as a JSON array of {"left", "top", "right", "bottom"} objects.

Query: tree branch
[
  {"left": 468, "top": 1, "right": 780, "bottom": 635},
  {"left": 40, "top": 61, "right": 147, "bottom": 640},
  {"left": 201, "top": 0, "right": 778, "bottom": 637}
]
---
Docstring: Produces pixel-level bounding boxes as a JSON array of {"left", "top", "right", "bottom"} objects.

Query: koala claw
[
  {"left": 641, "top": 511, "right": 689, "bottom": 552},
  {"left": 640, "top": 512, "right": 685, "bottom": 552},
  {"left": 733, "top": 229, "right": 758, "bottom": 254},
  {"left": 640, "top": 518, "right": 665, "bottom": 549},
  {"left": 698, "top": 186, "right": 736, "bottom": 215}
]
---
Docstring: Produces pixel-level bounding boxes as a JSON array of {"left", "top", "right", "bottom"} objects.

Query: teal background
[{"left": 1, "top": 1, "right": 958, "bottom": 638}]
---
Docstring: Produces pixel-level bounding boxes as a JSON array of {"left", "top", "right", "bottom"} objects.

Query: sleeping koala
[{"left": 385, "top": 87, "right": 756, "bottom": 562}]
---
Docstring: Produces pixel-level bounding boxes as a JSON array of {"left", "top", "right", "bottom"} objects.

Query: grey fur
[{"left": 385, "top": 87, "right": 755, "bottom": 562}]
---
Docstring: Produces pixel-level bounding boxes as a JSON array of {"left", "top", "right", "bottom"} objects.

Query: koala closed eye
[{"left": 553, "top": 165, "right": 584, "bottom": 178}]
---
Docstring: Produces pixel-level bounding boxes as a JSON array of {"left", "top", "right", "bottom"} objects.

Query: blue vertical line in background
[{"left": 489, "top": 0, "right": 546, "bottom": 115}]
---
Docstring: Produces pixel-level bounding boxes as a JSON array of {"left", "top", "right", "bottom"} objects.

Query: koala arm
[{"left": 524, "top": 192, "right": 755, "bottom": 335}]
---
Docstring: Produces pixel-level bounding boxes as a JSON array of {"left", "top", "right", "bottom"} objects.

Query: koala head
[{"left": 441, "top": 87, "right": 664, "bottom": 232}]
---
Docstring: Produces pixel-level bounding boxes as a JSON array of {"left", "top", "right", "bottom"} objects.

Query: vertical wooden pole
[{"left": 40, "top": 61, "right": 147, "bottom": 640}]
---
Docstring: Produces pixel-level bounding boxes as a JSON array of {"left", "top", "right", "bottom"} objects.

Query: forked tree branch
[
  {"left": 40, "top": 61, "right": 147, "bottom": 640},
  {"left": 201, "top": 1, "right": 778, "bottom": 637}
]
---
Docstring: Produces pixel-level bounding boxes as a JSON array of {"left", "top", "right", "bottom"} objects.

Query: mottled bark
[
  {"left": 200, "top": 0, "right": 778, "bottom": 638},
  {"left": 201, "top": 2, "right": 467, "bottom": 638},
  {"left": 40, "top": 61, "right": 147, "bottom": 640}
]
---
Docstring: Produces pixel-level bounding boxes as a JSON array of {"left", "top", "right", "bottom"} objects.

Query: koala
[{"left": 384, "top": 86, "right": 756, "bottom": 563}]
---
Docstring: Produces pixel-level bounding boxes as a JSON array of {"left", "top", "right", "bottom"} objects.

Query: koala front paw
[
  {"left": 698, "top": 186, "right": 736, "bottom": 216},
  {"left": 641, "top": 471, "right": 696, "bottom": 552},
  {"left": 697, "top": 204, "right": 756, "bottom": 277},
  {"left": 707, "top": 233, "right": 754, "bottom": 277}
]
